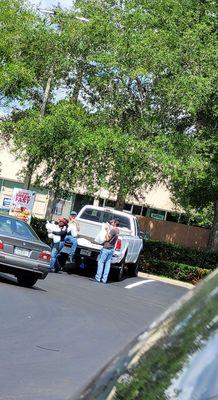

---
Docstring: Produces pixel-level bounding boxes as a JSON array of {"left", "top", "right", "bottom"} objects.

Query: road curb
[{"left": 138, "top": 271, "right": 194, "bottom": 289}]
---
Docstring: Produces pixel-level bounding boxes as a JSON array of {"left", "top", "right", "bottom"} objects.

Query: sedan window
[
  {"left": 0, "top": 216, "right": 38, "bottom": 240},
  {"left": 0, "top": 216, "right": 13, "bottom": 234},
  {"left": 14, "top": 220, "right": 37, "bottom": 239}
]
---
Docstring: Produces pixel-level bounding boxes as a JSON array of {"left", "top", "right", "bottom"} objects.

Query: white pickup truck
[{"left": 66, "top": 205, "right": 143, "bottom": 281}]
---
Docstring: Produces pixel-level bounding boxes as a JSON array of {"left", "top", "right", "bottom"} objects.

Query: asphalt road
[{"left": 0, "top": 270, "right": 189, "bottom": 400}]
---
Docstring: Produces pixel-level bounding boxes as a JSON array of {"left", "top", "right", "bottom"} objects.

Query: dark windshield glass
[
  {"left": 0, "top": 216, "right": 38, "bottom": 240},
  {"left": 80, "top": 208, "right": 131, "bottom": 229}
]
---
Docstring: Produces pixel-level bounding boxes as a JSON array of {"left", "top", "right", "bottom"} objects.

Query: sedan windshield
[{"left": 0, "top": 215, "right": 39, "bottom": 240}]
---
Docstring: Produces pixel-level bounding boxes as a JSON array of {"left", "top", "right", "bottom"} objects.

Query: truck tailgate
[
  {"left": 78, "top": 237, "right": 102, "bottom": 251},
  {"left": 78, "top": 220, "right": 102, "bottom": 240}
]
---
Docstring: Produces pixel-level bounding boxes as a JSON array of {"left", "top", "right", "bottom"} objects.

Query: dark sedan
[{"left": 0, "top": 214, "right": 51, "bottom": 287}]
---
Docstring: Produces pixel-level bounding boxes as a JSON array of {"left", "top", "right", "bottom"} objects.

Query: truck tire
[
  {"left": 17, "top": 275, "right": 38, "bottom": 287},
  {"left": 128, "top": 258, "right": 140, "bottom": 277},
  {"left": 114, "top": 258, "right": 125, "bottom": 282},
  {"left": 64, "top": 258, "right": 78, "bottom": 274}
]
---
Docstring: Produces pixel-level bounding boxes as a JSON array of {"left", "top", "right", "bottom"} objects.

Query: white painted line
[{"left": 125, "top": 280, "right": 154, "bottom": 289}]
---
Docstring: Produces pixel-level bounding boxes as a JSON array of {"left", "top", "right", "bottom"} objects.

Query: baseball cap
[
  {"left": 58, "top": 217, "right": 68, "bottom": 225},
  {"left": 70, "top": 211, "right": 77, "bottom": 216}
]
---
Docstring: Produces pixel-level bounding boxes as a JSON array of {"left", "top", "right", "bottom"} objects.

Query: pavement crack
[{"left": 36, "top": 345, "right": 60, "bottom": 352}]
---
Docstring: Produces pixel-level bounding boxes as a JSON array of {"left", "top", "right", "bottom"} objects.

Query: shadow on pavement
[{"left": 0, "top": 272, "right": 47, "bottom": 292}]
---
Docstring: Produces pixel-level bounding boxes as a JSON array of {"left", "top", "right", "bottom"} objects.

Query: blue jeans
[
  {"left": 50, "top": 242, "right": 60, "bottom": 270},
  {"left": 64, "top": 236, "right": 78, "bottom": 262},
  {"left": 95, "top": 248, "right": 114, "bottom": 283}
]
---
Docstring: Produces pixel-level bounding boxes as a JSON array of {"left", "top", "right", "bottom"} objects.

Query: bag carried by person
[
  {"left": 94, "top": 223, "right": 109, "bottom": 244},
  {"left": 45, "top": 221, "right": 60, "bottom": 243}
]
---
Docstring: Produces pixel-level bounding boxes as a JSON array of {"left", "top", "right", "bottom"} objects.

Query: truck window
[
  {"left": 102, "top": 212, "right": 130, "bottom": 230},
  {"left": 79, "top": 208, "right": 101, "bottom": 222},
  {"left": 80, "top": 208, "right": 131, "bottom": 229}
]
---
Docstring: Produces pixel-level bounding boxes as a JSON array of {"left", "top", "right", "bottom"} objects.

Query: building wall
[
  {"left": 0, "top": 146, "right": 23, "bottom": 180},
  {"left": 97, "top": 185, "right": 179, "bottom": 213},
  {"left": 0, "top": 146, "right": 181, "bottom": 217},
  {"left": 138, "top": 216, "right": 210, "bottom": 250}
]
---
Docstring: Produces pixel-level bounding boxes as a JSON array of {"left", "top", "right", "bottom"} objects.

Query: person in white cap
[{"left": 64, "top": 211, "right": 80, "bottom": 262}]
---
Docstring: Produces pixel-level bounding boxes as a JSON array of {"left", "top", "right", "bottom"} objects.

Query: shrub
[
  {"left": 139, "top": 257, "right": 210, "bottom": 284},
  {"left": 143, "top": 241, "right": 217, "bottom": 270},
  {"left": 31, "top": 216, "right": 49, "bottom": 244}
]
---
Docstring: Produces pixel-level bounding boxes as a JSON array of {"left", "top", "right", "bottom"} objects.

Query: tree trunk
[
  {"left": 40, "top": 67, "right": 53, "bottom": 117},
  {"left": 23, "top": 70, "right": 53, "bottom": 188},
  {"left": 23, "top": 159, "right": 35, "bottom": 190},
  {"left": 115, "top": 189, "right": 126, "bottom": 210},
  {"left": 71, "top": 67, "right": 83, "bottom": 103},
  {"left": 45, "top": 190, "right": 58, "bottom": 220},
  {"left": 207, "top": 198, "right": 218, "bottom": 252}
]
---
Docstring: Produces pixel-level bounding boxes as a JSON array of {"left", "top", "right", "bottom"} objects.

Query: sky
[{"left": 28, "top": 0, "right": 73, "bottom": 10}]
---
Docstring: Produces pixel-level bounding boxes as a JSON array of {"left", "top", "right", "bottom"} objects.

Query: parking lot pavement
[{"left": 0, "top": 271, "right": 190, "bottom": 400}]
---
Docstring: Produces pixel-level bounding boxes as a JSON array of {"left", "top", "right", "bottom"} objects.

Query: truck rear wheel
[
  {"left": 114, "top": 259, "right": 125, "bottom": 282},
  {"left": 64, "top": 258, "right": 78, "bottom": 274},
  {"left": 128, "top": 259, "right": 140, "bottom": 277}
]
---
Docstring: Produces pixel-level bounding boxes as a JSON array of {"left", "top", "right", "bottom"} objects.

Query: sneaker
[{"left": 89, "top": 278, "right": 100, "bottom": 283}]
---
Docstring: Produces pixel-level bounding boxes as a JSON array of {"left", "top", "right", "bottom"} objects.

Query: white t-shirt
[{"left": 67, "top": 222, "right": 78, "bottom": 237}]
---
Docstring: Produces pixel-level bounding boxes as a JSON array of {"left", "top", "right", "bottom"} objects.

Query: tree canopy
[{"left": 0, "top": 0, "right": 217, "bottom": 249}]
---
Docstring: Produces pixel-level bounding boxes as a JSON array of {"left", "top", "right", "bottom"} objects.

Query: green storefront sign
[{"left": 150, "top": 213, "right": 165, "bottom": 221}]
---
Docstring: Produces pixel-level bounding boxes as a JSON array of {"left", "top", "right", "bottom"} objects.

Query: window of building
[
  {"left": 105, "top": 199, "right": 116, "bottom": 208},
  {"left": 53, "top": 200, "right": 64, "bottom": 215},
  {"left": 141, "top": 207, "right": 148, "bottom": 217},
  {"left": 166, "top": 211, "right": 180, "bottom": 223},
  {"left": 73, "top": 194, "right": 94, "bottom": 213},
  {"left": 99, "top": 198, "right": 105, "bottom": 206},
  {"left": 132, "top": 205, "right": 142, "bottom": 215},
  {"left": 123, "top": 203, "right": 132, "bottom": 212}
]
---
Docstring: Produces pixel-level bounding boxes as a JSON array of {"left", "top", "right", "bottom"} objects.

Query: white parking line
[{"left": 125, "top": 280, "right": 154, "bottom": 289}]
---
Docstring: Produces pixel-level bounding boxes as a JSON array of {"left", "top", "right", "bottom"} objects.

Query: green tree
[
  {"left": 76, "top": 0, "right": 217, "bottom": 247},
  {"left": 159, "top": 125, "right": 217, "bottom": 251},
  {"left": 0, "top": 0, "right": 36, "bottom": 103},
  {"left": 0, "top": 0, "right": 71, "bottom": 188},
  {"left": 1, "top": 0, "right": 217, "bottom": 248}
]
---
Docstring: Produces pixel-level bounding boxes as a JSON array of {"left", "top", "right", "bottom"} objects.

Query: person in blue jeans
[
  {"left": 54, "top": 237, "right": 73, "bottom": 272},
  {"left": 64, "top": 211, "right": 80, "bottom": 263},
  {"left": 50, "top": 217, "right": 68, "bottom": 272},
  {"left": 91, "top": 219, "right": 120, "bottom": 284},
  {"left": 53, "top": 212, "right": 79, "bottom": 273}
]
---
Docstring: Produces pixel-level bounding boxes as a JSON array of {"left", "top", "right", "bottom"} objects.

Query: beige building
[{"left": 0, "top": 145, "right": 180, "bottom": 221}]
